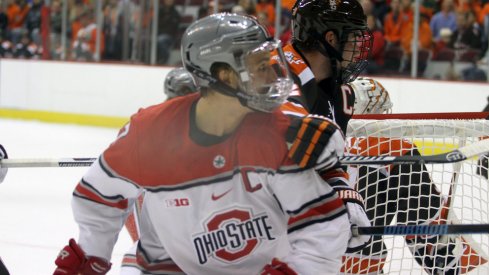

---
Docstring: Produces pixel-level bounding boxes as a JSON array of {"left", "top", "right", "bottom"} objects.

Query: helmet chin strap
[{"left": 185, "top": 64, "right": 255, "bottom": 110}]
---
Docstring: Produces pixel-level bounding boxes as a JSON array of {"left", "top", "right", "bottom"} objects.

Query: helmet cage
[{"left": 339, "top": 28, "right": 373, "bottom": 83}]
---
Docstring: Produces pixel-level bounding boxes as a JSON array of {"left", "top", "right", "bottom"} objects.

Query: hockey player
[
  {"left": 279, "top": 0, "right": 486, "bottom": 273},
  {"left": 163, "top": 67, "right": 199, "bottom": 100},
  {"left": 121, "top": 66, "right": 198, "bottom": 273},
  {"left": 53, "top": 13, "right": 351, "bottom": 274},
  {"left": 0, "top": 144, "right": 7, "bottom": 184},
  {"left": 0, "top": 145, "right": 10, "bottom": 274},
  {"left": 279, "top": 0, "right": 373, "bottom": 257}
]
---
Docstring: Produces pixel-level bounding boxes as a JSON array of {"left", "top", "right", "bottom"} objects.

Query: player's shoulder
[{"left": 130, "top": 93, "right": 199, "bottom": 129}]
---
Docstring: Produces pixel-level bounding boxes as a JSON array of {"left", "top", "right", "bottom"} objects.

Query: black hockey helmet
[{"left": 292, "top": 0, "right": 372, "bottom": 83}]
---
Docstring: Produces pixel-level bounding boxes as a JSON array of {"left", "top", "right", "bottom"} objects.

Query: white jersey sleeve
[
  {"left": 270, "top": 168, "right": 350, "bottom": 274},
  {"left": 72, "top": 157, "right": 143, "bottom": 260}
]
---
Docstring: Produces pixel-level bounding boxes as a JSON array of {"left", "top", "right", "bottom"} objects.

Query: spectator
[
  {"left": 237, "top": 0, "right": 256, "bottom": 16},
  {"left": 156, "top": 0, "right": 180, "bottom": 64},
  {"left": 25, "top": 0, "right": 42, "bottom": 45},
  {"left": 365, "top": 14, "right": 386, "bottom": 74},
  {"left": 449, "top": 11, "right": 482, "bottom": 51},
  {"left": 400, "top": 0, "right": 413, "bottom": 20},
  {"left": 6, "top": 0, "right": 30, "bottom": 44},
  {"left": 71, "top": 10, "right": 104, "bottom": 61},
  {"left": 256, "top": 11, "right": 274, "bottom": 37},
  {"left": 401, "top": 12, "right": 433, "bottom": 56},
  {"left": 479, "top": 2, "right": 489, "bottom": 24},
  {"left": 14, "top": 31, "right": 41, "bottom": 59},
  {"left": 361, "top": 0, "right": 383, "bottom": 28},
  {"left": 372, "top": 0, "right": 390, "bottom": 24},
  {"left": 49, "top": 0, "right": 64, "bottom": 59},
  {"left": 383, "top": 0, "right": 411, "bottom": 46},
  {"left": 0, "top": 31, "right": 14, "bottom": 58},
  {"left": 430, "top": 0, "right": 457, "bottom": 41},
  {"left": 420, "top": 0, "right": 437, "bottom": 18},
  {"left": 255, "top": 0, "right": 275, "bottom": 27},
  {"left": 102, "top": 0, "right": 123, "bottom": 60},
  {"left": 0, "top": 6, "right": 8, "bottom": 36},
  {"left": 432, "top": 27, "right": 453, "bottom": 58},
  {"left": 457, "top": 0, "right": 481, "bottom": 21},
  {"left": 481, "top": 11, "right": 489, "bottom": 57}
]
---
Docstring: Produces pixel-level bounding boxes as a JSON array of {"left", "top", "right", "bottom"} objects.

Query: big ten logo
[{"left": 165, "top": 198, "right": 190, "bottom": 208}]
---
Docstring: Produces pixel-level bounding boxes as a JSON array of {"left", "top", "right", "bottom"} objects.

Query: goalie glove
[
  {"left": 286, "top": 115, "right": 345, "bottom": 170},
  {"left": 54, "top": 239, "right": 111, "bottom": 275},
  {"left": 328, "top": 178, "right": 371, "bottom": 253},
  {"left": 0, "top": 144, "right": 8, "bottom": 184},
  {"left": 260, "top": 258, "right": 297, "bottom": 275},
  {"left": 347, "top": 77, "right": 393, "bottom": 114}
]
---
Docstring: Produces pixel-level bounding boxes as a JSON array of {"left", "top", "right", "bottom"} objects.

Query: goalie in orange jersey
[
  {"left": 344, "top": 78, "right": 487, "bottom": 275},
  {"left": 279, "top": 0, "right": 487, "bottom": 273}
]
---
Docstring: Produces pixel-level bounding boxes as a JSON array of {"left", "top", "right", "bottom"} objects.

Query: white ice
[{"left": 0, "top": 118, "right": 133, "bottom": 274}]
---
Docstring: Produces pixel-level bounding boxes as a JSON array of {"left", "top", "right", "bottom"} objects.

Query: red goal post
[{"left": 344, "top": 112, "right": 489, "bottom": 274}]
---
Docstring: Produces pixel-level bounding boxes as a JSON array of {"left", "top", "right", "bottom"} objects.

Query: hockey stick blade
[
  {"left": 353, "top": 224, "right": 489, "bottom": 236},
  {"left": 340, "top": 138, "right": 489, "bottom": 165},
  {"left": 0, "top": 158, "right": 96, "bottom": 168}
]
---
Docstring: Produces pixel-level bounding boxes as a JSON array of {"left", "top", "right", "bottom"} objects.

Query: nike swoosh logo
[{"left": 211, "top": 188, "right": 233, "bottom": 201}]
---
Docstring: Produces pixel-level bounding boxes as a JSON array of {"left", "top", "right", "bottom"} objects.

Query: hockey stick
[
  {"left": 352, "top": 224, "right": 489, "bottom": 236},
  {"left": 0, "top": 158, "right": 97, "bottom": 168},
  {"left": 2, "top": 139, "right": 489, "bottom": 168},
  {"left": 339, "top": 138, "right": 489, "bottom": 165}
]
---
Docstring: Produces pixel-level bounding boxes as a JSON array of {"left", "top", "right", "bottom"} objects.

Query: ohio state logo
[{"left": 193, "top": 208, "right": 275, "bottom": 264}]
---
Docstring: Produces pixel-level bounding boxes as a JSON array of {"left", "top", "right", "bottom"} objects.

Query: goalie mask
[
  {"left": 181, "top": 13, "right": 293, "bottom": 112},
  {"left": 292, "top": 0, "right": 373, "bottom": 84},
  {"left": 164, "top": 67, "right": 198, "bottom": 99},
  {"left": 349, "top": 77, "right": 393, "bottom": 114}
]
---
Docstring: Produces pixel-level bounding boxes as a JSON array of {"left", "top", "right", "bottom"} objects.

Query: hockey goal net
[{"left": 344, "top": 112, "right": 489, "bottom": 275}]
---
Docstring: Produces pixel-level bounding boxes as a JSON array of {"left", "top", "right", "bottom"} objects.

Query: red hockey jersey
[{"left": 72, "top": 93, "right": 350, "bottom": 274}]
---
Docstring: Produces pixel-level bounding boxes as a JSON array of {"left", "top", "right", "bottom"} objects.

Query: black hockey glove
[{"left": 286, "top": 115, "right": 344, "bottom": 170}]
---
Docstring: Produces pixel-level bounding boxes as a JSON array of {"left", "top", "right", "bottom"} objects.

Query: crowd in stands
[{"left": 0, "top": 0, "right": 488, "bottom": 80}]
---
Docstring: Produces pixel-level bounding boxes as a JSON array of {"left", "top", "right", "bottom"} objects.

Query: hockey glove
[
  {"left": 347, "top": 77, "right": 393, "bottom": 114},
  {"left": 331, "top": 182, "right": 371, "bottom": 253},
  {"left": 261, "top": 258, "right": 297, "bottom": 275},
  {"left": 54, "top": 239, "right": 111, "bottom": 275},
  {"left": 0, "top": 144, "right": 8, "bottom": 184},
  {"left": 286, "top": 115, "right": 345, "bottom": 170},
  {"left": 477, "top": 153, "right": 488, "bottom": 180}
]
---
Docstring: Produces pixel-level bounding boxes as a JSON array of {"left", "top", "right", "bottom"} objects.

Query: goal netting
[{"left": 343, "top": 112, "right": 489, "bottom": 275}]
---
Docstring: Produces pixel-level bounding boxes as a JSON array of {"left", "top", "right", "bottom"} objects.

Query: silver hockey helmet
[
  {"left": 164, "top": 67, "right": 198, "bottom": 99},
  {"left": 180, "top": 13, "right": 293, "bottom": 112}
]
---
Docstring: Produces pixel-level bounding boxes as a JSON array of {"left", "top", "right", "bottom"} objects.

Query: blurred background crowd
[{"left": 0, "top": 0, "right": 488, "bottom": 81}]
